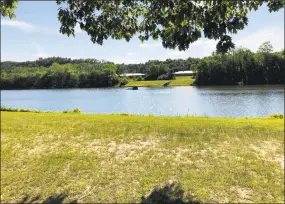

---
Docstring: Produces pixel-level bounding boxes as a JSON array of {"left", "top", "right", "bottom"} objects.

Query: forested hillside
[{"left": 1, "top": 42, "right": 284, "bottom": 89}]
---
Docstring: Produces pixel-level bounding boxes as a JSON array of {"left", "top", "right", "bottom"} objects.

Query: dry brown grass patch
[{"left": 249, "top": 141, "right": 284, "bottom": 169}]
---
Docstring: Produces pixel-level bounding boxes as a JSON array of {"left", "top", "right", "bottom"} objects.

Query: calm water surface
[{"left": 1, "top": 85, "right": 284, "bottom": 117}]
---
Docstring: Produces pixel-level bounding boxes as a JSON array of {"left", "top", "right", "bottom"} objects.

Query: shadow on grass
[
  {"left": 19, "top": 193, "right": 77, "bottom": 204},
  {"left": 140, "top": 181, "right": 201, "bottom": 204},
  {"left": 18, "top": 181, "right": 211, "bottom": 204}
]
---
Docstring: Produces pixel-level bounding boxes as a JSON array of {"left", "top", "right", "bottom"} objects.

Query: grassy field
[
  {"left": 168, "top": 76, "right": 195, "bottom": 86},
  {"left": 1, "top": 111, "right": 284, "bottom": 203},
  {"left": 125, "top": 76, "right": 195, "bottom": 87}
]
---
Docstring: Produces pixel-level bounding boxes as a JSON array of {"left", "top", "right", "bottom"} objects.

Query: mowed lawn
[
  {"left": 1, "top": 112, "right": 284, "bottom": 203},
  {"left": 125, "top": 79, "right": 169, "bottom": 87},
  {"left": 125, "top": 76, "right": 195, "bottom": 87},
  {"left": 168, "top": 76, "right": 195, "bottom": 86}
]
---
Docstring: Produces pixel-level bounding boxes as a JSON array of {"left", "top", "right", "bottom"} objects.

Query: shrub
[
  {"left": 269, "top": 114, "right": 284, "bottom": 119},
  {"left": 157, "top": 72, "right": 175, "bottom": 80},
  {"left": 0, "top": 106, "right": 41, "bottom": 113},
  {"left": 136, "top": 76, "right": 144, "bottom": 81},
  {"left": 118, "top": 113, "right": 130, "bottom": 116},
  {"left": 62, "top": 108, "right": 82, "bottom": 114},
  {"left": 163, "top": 81, "right": 171, "bottom": 87},
  {"left": 73, "top": 108, "right": 82, "bottom": 113},
  {"left": 157, "top": 74, "right": 168, "bottom": 80},
  {"left": 119, "top": 77, "right": 128, "bottom": 86}
]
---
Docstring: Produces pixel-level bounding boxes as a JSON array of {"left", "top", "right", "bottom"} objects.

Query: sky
[{"left": 1, "top": 1, "right": 284, "bottom": 64}]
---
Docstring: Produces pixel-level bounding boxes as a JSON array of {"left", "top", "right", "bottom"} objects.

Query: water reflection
[{"left": 1, "top": 85, "right": 284, "bottom": 118}]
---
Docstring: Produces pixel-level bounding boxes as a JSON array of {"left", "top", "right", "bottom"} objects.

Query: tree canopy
[
  {"left": 1, "top": 0, "right": 284, "bottom": 53},
  {"left": 56, "top": 0, "right": 284, "bottom": 53},
  {"left": 0, "top": 0, "right": 17, "bottom": 19},
  {"left": 258, "top": 41, "right": 274, "bottom": 53}
]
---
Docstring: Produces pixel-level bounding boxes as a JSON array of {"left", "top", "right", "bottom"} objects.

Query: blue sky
[{"left": 1, "top": 1, "right": 284, "bottom": 64}]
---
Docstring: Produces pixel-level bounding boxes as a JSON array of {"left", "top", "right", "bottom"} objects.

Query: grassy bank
[
  {"left": 125, "top": 76, "right": 195, "bottom": 87},
  {"left": 1, "top": 111, "right": 284, "bottom": 203}
]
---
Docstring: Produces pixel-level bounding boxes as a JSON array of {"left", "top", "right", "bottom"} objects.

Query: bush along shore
[{"left": 1, "top": 108, "right": 284, "bottom": 203}]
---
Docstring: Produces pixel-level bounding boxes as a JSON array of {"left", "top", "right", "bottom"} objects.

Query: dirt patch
[
  {"left": 109, "top": 139, "right": 158, "bottom": 161},
  {"left": 209, "top": 190, "right": 229, "bottom": 203},
  {"left": 85, "top": 139, "right": 105, "bottom": 152},
  {"left": 81, "top": 138, "right": 159, "bottom": 161},
  {"left": 28, "top": 143, "right": 46, "bottom": 155},
  {"left": 82, "top": 139, "right": 202, "bottom": 164},
  {"left": 210, "top": 187, "right": 252, "bottom": 203},
  {"left": 230, "top": 187, "right": 252, "bottom": 203},
  {"left": 249, "top": 141, "right": 284, "bottom": 169},
  {"left": 27, "top": 135, "right": 62, "bottom": 155}
]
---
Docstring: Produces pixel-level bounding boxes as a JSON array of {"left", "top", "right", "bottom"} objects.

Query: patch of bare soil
[{"left": 249, "top": 141, "right": 284, "bottom": 169}]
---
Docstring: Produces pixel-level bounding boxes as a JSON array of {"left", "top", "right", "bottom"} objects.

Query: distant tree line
[
  {"left": 1, "top": 63, "right": 120, "bottom": 89},
  {"left": 1, "top": 57, "right": 113, "bottom": 70},
  {"left": 194, "top": 42, "right": 284, "bottom": 85},
  {"left": 1, "top": 41, "right": 284, "bottom": 89},
  {"left": 1, "top": 57, "right": 200, "bottom": 89}
]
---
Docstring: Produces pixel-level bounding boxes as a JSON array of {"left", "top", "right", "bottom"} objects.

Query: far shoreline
[{"left": 0, "top": 83, "right": 284, "bottom": 90}]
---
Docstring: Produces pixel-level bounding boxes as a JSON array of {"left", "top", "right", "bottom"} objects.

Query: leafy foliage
[
  {"left": 0, "top": 57, "right": 198, "bottom": 89},
  {"left": 194, "top": 42, "right": 284, "bottom": 85},
  {"left": 258, "top": 41, "right": 274, "bottom": 53},
  {"left": 118, "top": 77, "right": 129, "bottom": 86},
  {"left": 63, "top": 108, "right": 82, "bottom": 114},
  {"left": 120, "top": 58, "right": 199, "bottom": 74},
  {"left": 2, "top": 0, "right": 284, "bottom": 53},
  {"left": 1, "top": 42, "right": 283, "bottom": 89},
  {"left": 136, "top": 76, "right": 144, "bottom": 81},
  {"left": 269, "top": 114, "right": 284, "bottom": 119},
  {"left": 0, "top": 0, "right": 17, "bottom": 19},
  {"left": 0, "top": 106, "right": 42, "bottom": 113},
  {"left": 56, "top": 0, "right": 284, "bottom": 53},
  {"left": 1, "top": 62, "right": 120, "bottom": 89},
  {"left": 1, "top": 57, "right": 111, "bottom": 70}
]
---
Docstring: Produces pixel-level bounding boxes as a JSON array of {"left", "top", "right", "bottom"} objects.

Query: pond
[{"left": 1, "top": 85, "right": 284, "bottom": 118}]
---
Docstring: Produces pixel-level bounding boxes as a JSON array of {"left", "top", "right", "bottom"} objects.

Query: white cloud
[
  {"left": 127, "top": 52, "right": 136, "bottom": 56},
  {"left": 1, "top": 19, "right": 63, "bottom": 36},
  {"left": 191, "top": 39, "right": 217, "bottom": 48},
  {"left": 1, "top": 19, "right": 36, "bottom": 31},
  {"left": 167, "top": 50, "right": 188, "bottom": 56},
  {"left": 164, "top": 38, "right": 217, "bottom": 59},
  {"left": 108, "top": 54, "right": 152, "bottom": 64},
  {"left": 234, "top": 27, "right": 284, "bottom": 52},
  {"left": 140, "top": 42, "right": 162, "bottom": 48},
  {"left": 32, "top": 43, "right": 53, "bottom": 58}
]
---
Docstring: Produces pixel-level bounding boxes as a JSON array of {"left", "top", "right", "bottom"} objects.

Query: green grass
[
  {"left": 125, "top": 76, "right": 195, "bottom": 87},
  {"left": 168, "top": 76, "right": 195, "bottom": 86},
  {"left": 1, "top": 106, "right": 83, "bottom": 114},
  {"left": 125, "top": 79, "right": 170, "bottom": 87},
  {"left": 1, "top": 111, "right": 284, "bottom": 203}
]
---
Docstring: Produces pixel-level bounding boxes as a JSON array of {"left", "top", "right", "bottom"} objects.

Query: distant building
[
  {"left": 119, "top": 73, "right": 145, "bottom": 78},
  {"left": 173, "top": 71, "right": 194, "bottom": 76}
]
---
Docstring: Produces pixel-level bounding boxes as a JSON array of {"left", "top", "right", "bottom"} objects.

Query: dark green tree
[
  {"left": 2, "top": 0, "right": 284, "bottom": 53},
  {"left": 56, "top": 0, "right": 284, "bottom": 53},
  {"left": 258, "top": 41, "right": 274, "bottom": 53},
  {"left": 0, "top": 0, "right": 17, "bottom": 18}
]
